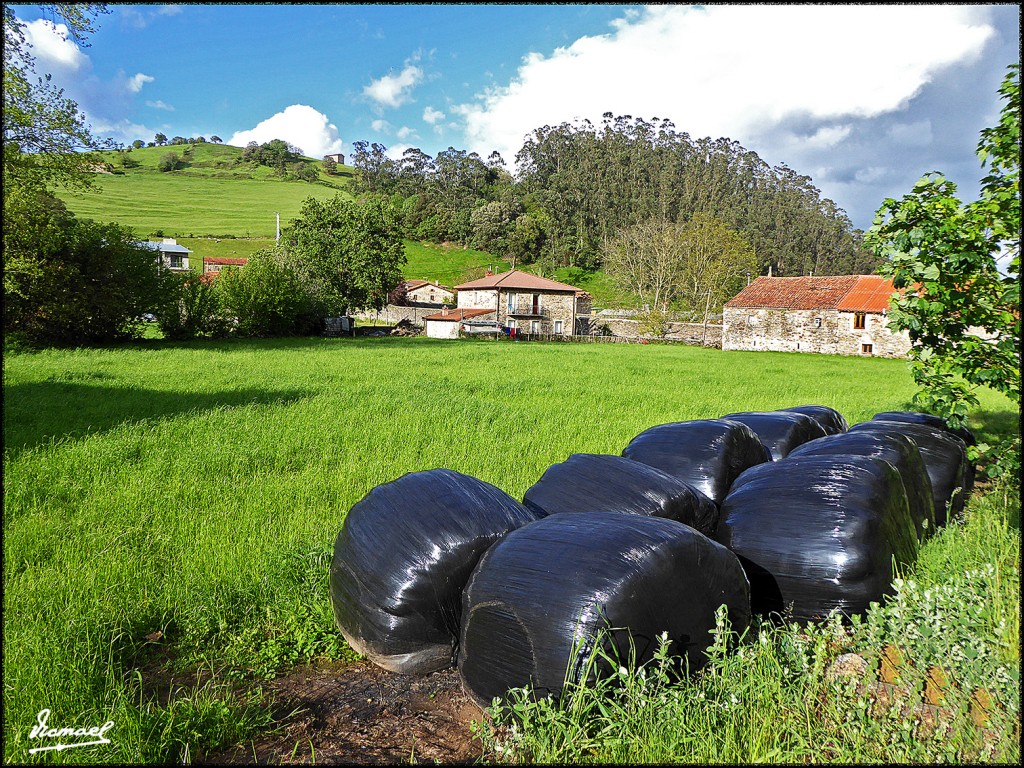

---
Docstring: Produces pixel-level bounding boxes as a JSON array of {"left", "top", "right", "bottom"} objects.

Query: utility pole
[{"left": 276, "top": 212, "right": 280, "bottom": 242}]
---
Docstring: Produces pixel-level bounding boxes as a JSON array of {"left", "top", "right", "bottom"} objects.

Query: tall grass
[{"left": 3, "top": 338, "right": 1018, "bottom": 763}]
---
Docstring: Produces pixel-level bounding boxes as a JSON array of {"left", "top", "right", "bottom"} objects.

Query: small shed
[{"left": 424, "top": 308, "right": 495, "bottom": 339}]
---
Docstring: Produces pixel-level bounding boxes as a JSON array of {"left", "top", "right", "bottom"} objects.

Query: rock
[{"left": 826, "top": 653, "right": 868, "bottom": 681}]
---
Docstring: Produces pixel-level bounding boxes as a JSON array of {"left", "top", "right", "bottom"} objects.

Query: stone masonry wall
[{"left": 722, "top": 307, "right": 909, "bottom": 357}]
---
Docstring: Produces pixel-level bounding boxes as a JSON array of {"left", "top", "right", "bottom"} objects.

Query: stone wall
[
  {"left": 353, "top": 305, "right": 435, "bottom": 325},
  {"left": 502, "top": 291, "right": 577, "bottom": 335},
  {"left": 585, "top": 316, "right": 722, "bottom": 346},
  {"left": 722, "top": 308, "right": 909, "bottom": 357}
]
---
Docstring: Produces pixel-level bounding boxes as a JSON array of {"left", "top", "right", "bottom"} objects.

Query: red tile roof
[
  {"left": 454, "top": 269, "right": 581, "bottom": 293},
  {"left": 423, "top": 308, "right": 495, "bottom": 322},
  {"left": 204, "top": 257, "right": 249, "bottom": 265},
  {"left": 725, "top": 276, "right": 858, "bottom": 310},
  {"left": 835, "top": 275, "right": 899, "bottom": 312}
]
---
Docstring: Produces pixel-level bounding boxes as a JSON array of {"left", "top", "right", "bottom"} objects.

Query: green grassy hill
[{"left": 56, "top": 143, "right": 632, "bottom": 305}]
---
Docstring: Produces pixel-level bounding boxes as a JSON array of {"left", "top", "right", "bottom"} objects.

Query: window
[
  {"left": 814, "top": 317, "right": 822, "bottom": 328},
  {"left": 554, "top": 320, "right": 564, "bottom": 334},
  {"left": 530, "top": 320, "right": 540, "bottom": 334},
  {"left": 853, "top": 312, "right": 866, "bottom": 330},
  {"left": 861, "top": 343, "right": 873, "bottom": 355},
  {"left": 168, "top": 255, "right": 183, "bottom": 269}
]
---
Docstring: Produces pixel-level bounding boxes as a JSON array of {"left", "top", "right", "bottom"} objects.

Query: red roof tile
[
  {"left": 725, "top": 276, "right": 860, "bottom": 310},
  {"left": 423, "top": 308, "right": 495, "bottom": 322},
  {"left": 204, "top": 257, "right": 249, "bottom": 265},
  {"left": 454, "top": 269, "right": 581, "bottom": 293},
  {"left": 835, "top": 275, "right": 898, "bottom": 312}
]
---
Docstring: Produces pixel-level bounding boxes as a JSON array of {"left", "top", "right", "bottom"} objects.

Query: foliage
[
  {"left": 2, "top": 4, "right": 115, "bottom": 193},
  {"left": 3, "top": 184, "right": 166, "bottom": 345},
  {"left": 867, "top": 64, "right": 1020, "bottom": 478},
  {"left": 216, "top": 248, "right": 323, "bottom": 337},
  {"left": 158, "top": 151, "right": 183, "bottom": 172},
  {"left": 604, "top": 214, "right": 757, "bottom": 315},
  {"left": 154, "top": 271, "right": 226, "bottom": 340},
  {"left": 282, "top": 194, "right": 406, "bottom": 315}
]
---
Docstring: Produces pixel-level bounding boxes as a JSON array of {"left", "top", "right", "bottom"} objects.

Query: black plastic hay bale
[
  {"left": 622, "top": 419, "right": 771, "bottom": 506},
  {"left": 720, "top": 411, "right": 829, "bottom": 460},
  {"left": 522, "top": 453, "right": 719, "bottom": 535},
  {"left": 871, "top": 410, "right": 976, "bottom": 446},
  {"left": 458, "top": 512, "right": 750, "bottom": 708},
  {"left": 848, "top": 420, "right": 970, "bottom": 526},
  {"left": 789, "top": 431, "right": 936, "bottom": 541},
  {"left": 716, "top": 455, "right": 918, "bottom": 623},
  {"left": 778, "top": 404, "right": 849, "bottom": 435},
  {"left": 330, "top": 468, "right": 539, "bottom": 674}
]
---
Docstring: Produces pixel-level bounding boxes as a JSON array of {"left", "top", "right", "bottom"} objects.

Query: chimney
[{"left": 485, "top": 267, "right": 493, "bottom": 277}]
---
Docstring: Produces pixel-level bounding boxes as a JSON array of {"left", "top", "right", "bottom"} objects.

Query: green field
[{"left": 3, "top": 338, "right": 1018, "bottom": 763}]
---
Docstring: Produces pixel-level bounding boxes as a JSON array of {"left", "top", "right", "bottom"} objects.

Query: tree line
[{"left": 349, "top": 113, "right": 880, "bottom": 283}]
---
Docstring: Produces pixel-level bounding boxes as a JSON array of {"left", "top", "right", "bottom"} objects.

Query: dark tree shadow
[{"left": 3, "top": 380, "right": 310, "bottom": 457}]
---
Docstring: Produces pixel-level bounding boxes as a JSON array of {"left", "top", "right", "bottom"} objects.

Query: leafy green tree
[
  {"left": 158, "top": 152, "right": 182, "bottom": 172},
  {"left": 675, "top": 213, "right": 758, "bottom": 314},
  {"left": 154, "top": 132, "right": 167, "bottom": 146},
  {"left": 131, "top": 139, "right": 144, "bottom": 149},
  {"left": 322, "top": 156, "right": 337, "bottom": 175},
  {"left": 155, "top": 271, "right": 225, "bottom": 340},
  {"left": 283, "top": 195, "right": 406, "bottom": 315},
  {"left": 216, "top": 249, "right": 322, "bottom": 337},
  {"left": 4, "top": 185, "right": 166, "bottom": 345},
  {"left": 866, "top": 63, "right": 1020, "bottom": 477},
  {"left": 210, "top": 135, "right": 222, "bottom": 144},
  {"left": 3, "top": 4, "right": 114, "bottom": 193}
]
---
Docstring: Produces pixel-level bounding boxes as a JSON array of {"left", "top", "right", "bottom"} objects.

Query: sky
[{"left": 10, "top": 3, "right": 1020, "bottom": 231}]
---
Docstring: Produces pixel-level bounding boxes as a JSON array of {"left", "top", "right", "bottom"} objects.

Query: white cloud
[
  {"left": 384, "top": 143, "right": 415, "bottom": 161},
  {"left": 228, "top": 104, "right": 344, "bottom": 158},
  {"left": 363, "top": 64, "right": 423, "bottom": 109},
  {"left": 457, "top": 5, "right": 996, "bottom": 164},
  {"left": 127, "top": 73, "right": 155, "bottom": 93},
  {"left": 371, "top": 119, "right": 391, "bottom": 133},
  {"left": 423, "top": 106, "right": 445, "bottom": 124},
  {"left": 146, "top": 100, "right": 175, "bottom": 111},
  {"left": 396, "top": 126, "right": 417, "bottom": 141},
  {"left": 120, "top": 5, "right": 183, "bottom": 29},
  {"left": 23, "top": 19, "right": 89, "bottom": 71}
]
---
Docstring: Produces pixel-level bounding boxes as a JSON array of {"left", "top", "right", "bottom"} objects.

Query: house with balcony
[
  {"left": 137, "top": 238, "right": 191, "bottom": 272},
  {"left": 454, "top": 269, "right": 591, "bottom": 336}
]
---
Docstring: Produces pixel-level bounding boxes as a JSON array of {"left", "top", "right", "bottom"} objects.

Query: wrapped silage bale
[
  {"left": 871, "top": 410, "right": 976, "bottom": 446},
  {"left": 716, "top": 455, "right": 919, "bottom": 622},
  {"left": 330, "top": 468, "right": 539, "bottom": 674},
  {"left": 871, "top": 410, "right": 976, "bottom": 495},
  {"left": 458, "top": 512, "right": 751, "bottom": 708},
  {"left": 622, "top": 420, "right": 771, "bottom": 506},
  {"left": 522, "top": 453, "right": 719, "bottom": 535},
  {"left": 788, "top": 431, "right": 936, "bottom": 541},
  {"left": 778, "top": 404, "right": 849, "bottom": 435},
  {"left": 848, "top": 420, "right": 970, "bottom": 526},
  {"left": 720, "top": 411, "right": 829, "bottom": 460}
]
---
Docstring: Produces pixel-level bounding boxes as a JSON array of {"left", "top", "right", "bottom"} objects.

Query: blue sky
[{"left": 11, "top": 3, "right": 1021, "bottom": 231}]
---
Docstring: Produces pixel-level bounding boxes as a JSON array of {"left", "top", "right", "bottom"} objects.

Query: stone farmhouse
[
  {"left": 400, "top": 279, "right": 455, "bottom": 305},
  {"left": 454, "top": 269, "right": 591, "bottom": 336},
  {"left": 203, "top": 257, "right": 249, "bottom": 274},
  {"left": 137, "top": 238, "right": 191, "bottom": 272},
  {"left": 722, "top": 275, "right": 911, "bottom": 358}
]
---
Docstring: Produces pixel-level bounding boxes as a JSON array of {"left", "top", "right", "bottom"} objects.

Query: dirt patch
[{"left": 202, "top": 660, "right": 488, "bottom": 765}]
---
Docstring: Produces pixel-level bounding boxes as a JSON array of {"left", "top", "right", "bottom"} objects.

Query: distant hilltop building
[{"left": 323, "top": 153, "right": 345, "bottom": 165}]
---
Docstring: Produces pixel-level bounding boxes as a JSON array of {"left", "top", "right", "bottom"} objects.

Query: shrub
[
  {"left": 216, "top": 248, "right": 322, "bottom": 337},
  {"left": 154, "top": 271, "right": 227, "bottom": 340},
  {"left": 158, "top": 152, "right": 183, "bottom": 172}
]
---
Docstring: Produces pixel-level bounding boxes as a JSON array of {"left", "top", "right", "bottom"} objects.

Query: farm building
[
  {"left": 203, "top": 257, "right": 249, "bottom": 274},
  {"left": 137, "top": 238, "right": 191, "bottom": 272},
  {"left": 454, "top": 269, "right": 591, "bottom": 336},
  {"left": 400, "top": 279, "right": 455, "bottom": 306},
  {"left": 323, "top": 153, "right": 345, "bottom": 164},
  {"left": 423, "top": 308, "right": 496, "bottom": 339},
  {"left": 722, "top": 275, "right": 911, "bottom": 358}
]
